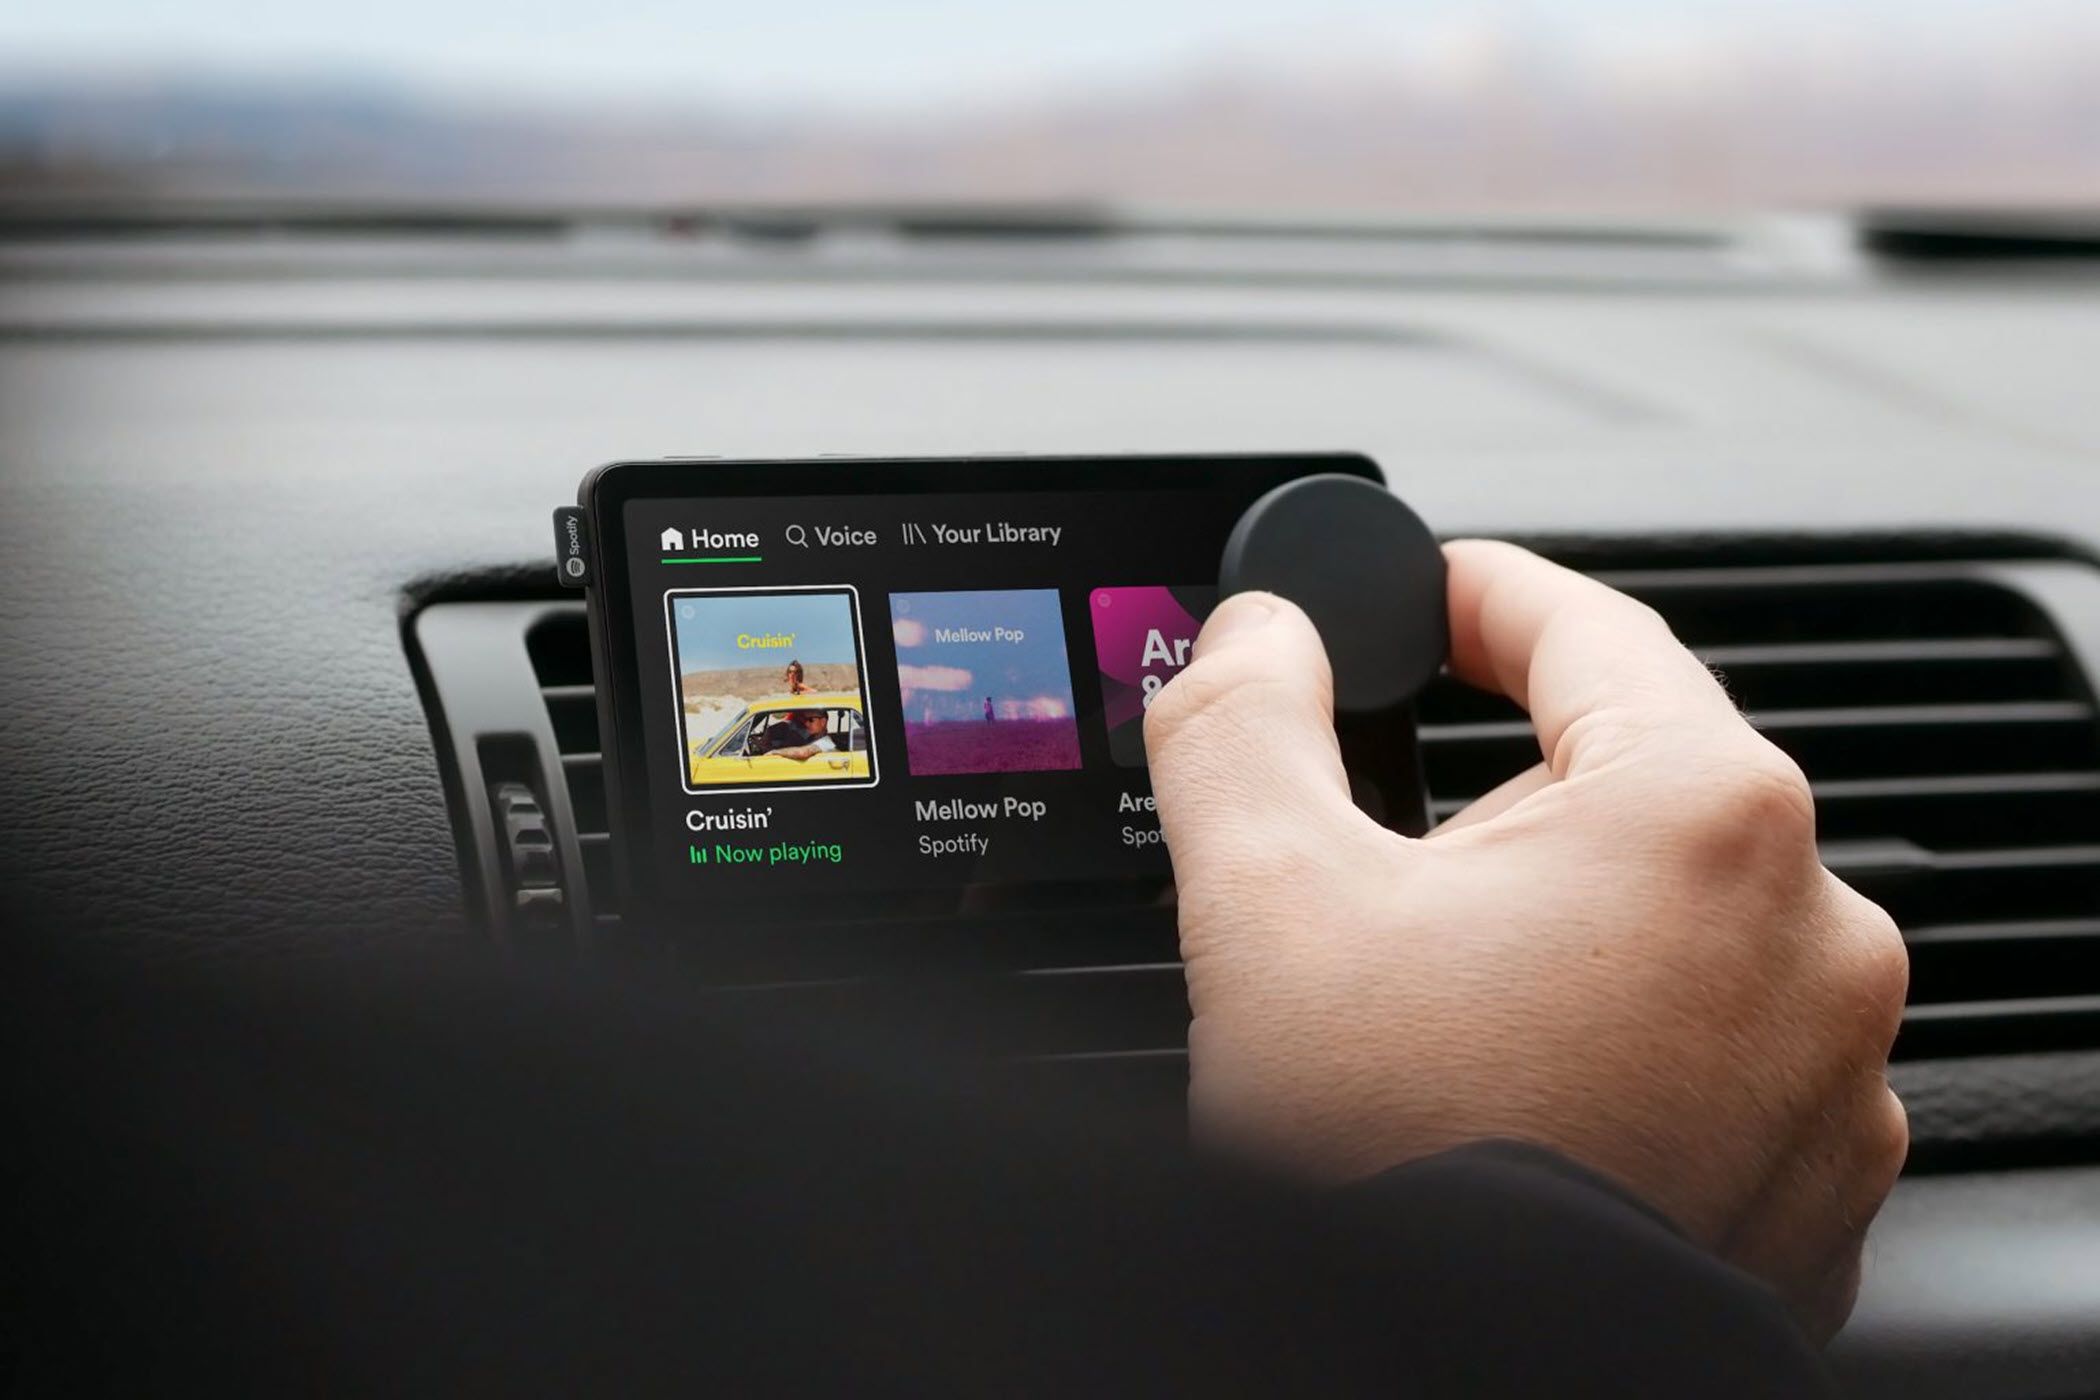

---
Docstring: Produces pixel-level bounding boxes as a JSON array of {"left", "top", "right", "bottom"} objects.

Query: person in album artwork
[{"left": 767, "top": 710, "right": 841, "bottom": 762}]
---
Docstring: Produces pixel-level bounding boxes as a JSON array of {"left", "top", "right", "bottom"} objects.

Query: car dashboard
[{"left": 3, "top": 206, "right": 2098, "bottom": 1398}]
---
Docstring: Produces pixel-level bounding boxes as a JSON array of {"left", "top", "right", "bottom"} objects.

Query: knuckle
[
  {"left": 1857, "top": 1085, "right": 1911, "bottom": 1200},
  {"left": 1859, "top": 905, "right": 1911, "bottom": 1009},
  {"left": 1647, "top": 739, "right": 1819, "bottom": 875},
  {"left": 1837, "top": 885, "right": 1911, "bottom": 1036},
  {"left": 1878, "top": 1087, "right": 1912, "bottom": 1176},
  {"left": 1709, "top": 746, "right": 1817, "bottom": 838}
]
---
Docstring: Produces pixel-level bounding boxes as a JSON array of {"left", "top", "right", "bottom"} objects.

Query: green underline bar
[{"left": 661, "top": 555, "right": 765, "bottom": 564}]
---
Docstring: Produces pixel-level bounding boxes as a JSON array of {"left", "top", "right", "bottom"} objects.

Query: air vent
[
  {"left": 526, "top": 610, "right": 619, "bottom": 922},
  {"left": 525, "top": 559, "right": 2100, "bottom": 1066},
  {"left": 1418, "top": 561, "right": 2100, "bottom": 1061}
]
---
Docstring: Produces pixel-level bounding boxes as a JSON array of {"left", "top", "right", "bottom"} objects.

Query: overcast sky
[{"left": 1, "top": 0, "right": 2058, "bottom": 108}]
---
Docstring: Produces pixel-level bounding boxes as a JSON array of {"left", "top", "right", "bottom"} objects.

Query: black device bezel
[{"left": 579, "top": 452, "right": 1383, "bottom": 943}]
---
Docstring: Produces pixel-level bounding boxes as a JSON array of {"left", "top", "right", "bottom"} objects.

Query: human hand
[{"left": 1143, "top": 540, "right": 1909, "bottom": 1340}]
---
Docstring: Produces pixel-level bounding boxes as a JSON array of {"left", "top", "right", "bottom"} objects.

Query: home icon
[{"left": 660, "top": 527, "right": 684, "bottom": 552}]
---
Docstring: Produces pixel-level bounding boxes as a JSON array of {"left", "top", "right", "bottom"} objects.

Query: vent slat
[
  {"left": 1698, "top": 638, "right": 2059, "bottom": 666},
  {"left": 1704, "top": 640, "right": 2066, "bottom": 709},
  {"left": 1813, "top": 771, "right": 2100, "bottom": 800},
  {"left": 1027, "top": 1047, "right": 1190, "bottom": 1065},
  {"left": 1421, "top": 702, "right": 2096, "bottom": 793},
  {"left": 1907, "top": 994, "right": 2100, "bottom": 1024},
  {"left": 1419, "top": 702, "right": 2092, "bottom": 744},
  {"left": 1905, "top": 917, "right": 2100, "bottom": 947},
  {"left": 1897, "top": 996, "right": 2100, "bottom": 1060},
  {"left": 1815, "top": 775, "right": 2100, "bottom": 851},
  {"left": 1750, "top": 702, "right": 2091, "bottom": 729},
  {"left": 1860, "top": 861, "right": 2099, "bottom": 928},
  {"left": 1417, "top": 639, "right": 2067, "bottom": 723},
  {"left": 1824, "top": 844, "right": 2100, "bottom": 878},
  {"left": 1609, "top": 574, "right": 2050, "bottom": 648},
  {"left": 1935, "top": 845, "right": 2100, "bottom": 872}
]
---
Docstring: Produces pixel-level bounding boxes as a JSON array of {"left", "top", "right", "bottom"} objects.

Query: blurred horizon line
[{"left": 5, "top": 16, "right": 2097, "bottom": 212}]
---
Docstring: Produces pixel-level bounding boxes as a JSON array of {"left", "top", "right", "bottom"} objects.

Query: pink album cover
[{"left": 1088, "top": 585, "right": 1216, "bottom": 767}]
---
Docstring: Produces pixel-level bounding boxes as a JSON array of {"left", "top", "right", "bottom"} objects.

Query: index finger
[{"left": 1443, "top": 540, "right": 1746, "bottom": 779}]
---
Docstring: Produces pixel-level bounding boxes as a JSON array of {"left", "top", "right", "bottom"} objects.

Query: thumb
[{"left": 1143, "top": 592, "right": 1367, "bottom": 898}]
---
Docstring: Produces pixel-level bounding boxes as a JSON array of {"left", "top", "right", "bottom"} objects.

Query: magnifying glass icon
[{"left": 784, "top": 524, "right": 808, "bottom": 548}]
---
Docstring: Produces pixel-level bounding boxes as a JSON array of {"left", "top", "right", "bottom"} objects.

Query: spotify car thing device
[{"left": 561, "top": 455, "right": 1445, "bottom": 952}]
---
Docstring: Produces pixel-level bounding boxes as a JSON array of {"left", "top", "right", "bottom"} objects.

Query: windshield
[{"left": 3, "top": 1, "right": 2095, "bottom": 213}]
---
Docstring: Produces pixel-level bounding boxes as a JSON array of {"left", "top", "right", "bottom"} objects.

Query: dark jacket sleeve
[
  {"left": 1331, "top": 1141, "right": 1839, "bottom": 1397},
  {"left": 2, "top": 939, "right": 1835, "bottom": 1398}
]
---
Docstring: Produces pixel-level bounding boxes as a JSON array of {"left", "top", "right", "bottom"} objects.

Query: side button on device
[{"left": 552, "top": 505, "right": 594, "bottom": 588}]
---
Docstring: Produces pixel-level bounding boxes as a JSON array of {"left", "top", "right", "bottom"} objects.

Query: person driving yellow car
[
  {"left": 758, "top": 709, "right": 837, "bottom": 760},
  {"left": 688, "top": 692, "right": 870, "bottom": 786}
]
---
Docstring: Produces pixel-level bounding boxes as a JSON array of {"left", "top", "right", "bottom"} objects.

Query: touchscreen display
[{"left": 594, "top": 457, "right": 1374, "bottom": 925}]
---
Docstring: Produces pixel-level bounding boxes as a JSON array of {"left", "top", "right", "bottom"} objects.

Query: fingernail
[{"left": 1195, "top": 593, "right": 1276, "bottom": 656}]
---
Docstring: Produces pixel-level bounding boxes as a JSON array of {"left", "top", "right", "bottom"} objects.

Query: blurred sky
[
  {"left": 4, "top": 0, "right": 2094, "bottom": 208},
  {"left": 1, "top": 0, "right": 2064, "bottom": 107},
  {"left": 893, "top": 590, "right": 1076, "bottom": 721},
  {"left": 676, "top": 593, "right": 860, "bottom": 676}
]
